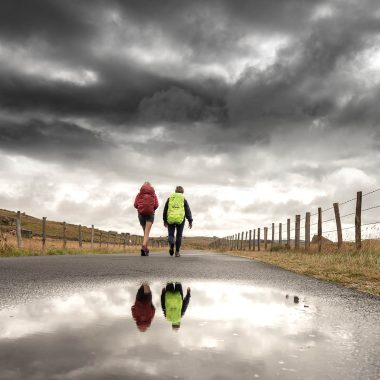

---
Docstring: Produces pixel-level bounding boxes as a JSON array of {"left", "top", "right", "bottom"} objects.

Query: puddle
[{"left": 0, "top": 281, "right": 375, "bottom": 379}]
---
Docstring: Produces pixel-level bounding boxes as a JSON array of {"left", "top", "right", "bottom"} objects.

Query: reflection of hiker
[
  {"left": 131, "top": 283, "right": 155, "bottom": 332},
  {"left": 134, "top": 182, "right": 159, "bottom": 256},
  {"left": 163, "top": 186, "right": 193, "bottom": 257},
  {"left": 161, "top": 282, "right": 191, "bottom": 330}
]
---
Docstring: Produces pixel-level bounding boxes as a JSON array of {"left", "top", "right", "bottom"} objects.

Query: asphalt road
[
  {"left": 0, "top": 250, "right": 379, "bottom": 308},
  {"left": 0, "top": 251, "right": 379, "bottom": 380}
]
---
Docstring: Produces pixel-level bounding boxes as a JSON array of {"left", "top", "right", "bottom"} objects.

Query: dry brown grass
[
  {"left": 215, "top": 240, "right": 380, "bottom": 297},
  {"left": 0, "top": 209, "right": 214, "bottom": 254},
  {"left": 0, "top": 233, "right": 144, "bottom": 257},
  {"left": 0, "top": 228, "right": 213, "bottom": 257}
]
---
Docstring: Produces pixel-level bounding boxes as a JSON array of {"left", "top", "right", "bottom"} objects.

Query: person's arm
[
  {"left": 163, "top": 199, "right": 169, "bottom": 224},
  {"left": 154, "top": 194, "right": 159, "bottom": 210},
  {"left": 184, "top": 199, "right": 193, "bottom": 225},
  {"left": 134, "top": 194, "right": 139, "bottom": 209},
  {"left": 181, "top": 288, "right": 191, "bottom": 317},
  {"left": 161, "top": 288, "right": 166, "bottom": 317}
]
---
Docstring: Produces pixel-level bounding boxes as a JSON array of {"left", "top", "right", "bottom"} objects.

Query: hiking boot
[
  {"left": 141, "top": 245, "right": 147, "bottom": 256},
  {"left": 145, "top": 248, "right": 150, "bottom": 256},
  {"left": 169, "top": 244, "right": 174, "bottom": 256},
  {"left": 175, "top": 251, "right": 181, "bottom": 257}
]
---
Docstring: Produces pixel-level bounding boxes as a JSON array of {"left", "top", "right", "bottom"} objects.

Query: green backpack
[
  {"left": 167, "top": 193, "right": 185, "bottom": 224},
  {"left": 165, "top": 291, "right": 183, "bottom": 324}
]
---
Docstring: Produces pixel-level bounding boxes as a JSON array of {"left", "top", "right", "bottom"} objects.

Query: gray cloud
[
  {"left": 0, "top": 118, "right": 110, "bottom": 161},
  {"left": 138, "top": 86, "right": 225, "bottom": 124},
  {"left": 0, "top": 0, "right": 378, "bottom": 137}
]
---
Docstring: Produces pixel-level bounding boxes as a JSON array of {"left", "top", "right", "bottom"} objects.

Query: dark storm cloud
[
  {"left": 0, "top": 0, "right": 94, "bottom": 43},
  {"left": 138, "top": 86, "right": 225, "bottom": 124},
  {"left": 334, "top": 84, "right": 380, "bottom": 126},
  {"left": 0, "top": 62, "right": 166, "bottom": 122},
  {"left": 228, "top": 5, "right": 380, "bottom": 134},
  {"left": 0, "top": 0, "right": 379, "bottom": 160},
  {"left": 0, "top": 118, "right": 109, "bottom": 160}
]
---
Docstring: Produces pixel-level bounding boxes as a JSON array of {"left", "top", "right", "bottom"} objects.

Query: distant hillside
[
  {"left": 311, "top": 235, "right": 333, "bottom": 244},
  {"left": 0, "top": 209, "right": 110, "bottom": 241}
]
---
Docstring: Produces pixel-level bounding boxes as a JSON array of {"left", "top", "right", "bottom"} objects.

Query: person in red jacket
[
  {"left": 131, "top": 283, "right": 155, "bottom": 332},
  {"left": 134, "top": 182, "right": 159, "bottom": 256}
]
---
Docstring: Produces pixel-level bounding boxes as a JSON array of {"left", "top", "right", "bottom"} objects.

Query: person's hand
[
  {"left": 164, "top": 222, "right": 168, "bottom": 228},
  {"left": 187, "top": 287, "right": 191, "bottom": 295},
  {"left": 189, "top": 222, "right": 192, "bottom": 229}
]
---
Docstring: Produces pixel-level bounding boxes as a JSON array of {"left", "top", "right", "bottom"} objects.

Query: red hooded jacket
[
  {"left": 134, "top": 184, "right": 159, "bottom": 216},
  {"left": 131, "top": 300, "right": 155, "bottom": 332}
]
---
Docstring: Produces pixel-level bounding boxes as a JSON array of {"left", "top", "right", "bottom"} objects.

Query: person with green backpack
[
  {"left": 161, "top": 282, "right": 191, "bottom": 330},
  {"left": 163, "top": 186, "right": 193, "bottom": 257}
]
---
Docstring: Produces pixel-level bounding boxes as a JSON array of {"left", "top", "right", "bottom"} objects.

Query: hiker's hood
[{"left": 140, "top": 184, "right": 155, "bottom": 195}]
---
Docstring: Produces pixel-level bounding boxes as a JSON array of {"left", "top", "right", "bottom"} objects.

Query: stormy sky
[{"left": 0, "top": 0, "right": 379, "bottom": 237}]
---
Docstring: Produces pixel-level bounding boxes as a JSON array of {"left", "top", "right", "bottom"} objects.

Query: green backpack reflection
[{"left": 165, "top": 291, "right": 183, "bottom": 324}]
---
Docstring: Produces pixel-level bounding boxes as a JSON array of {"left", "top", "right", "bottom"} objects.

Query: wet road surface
[{"left": 0, "top": 251, "right": 379, "bottom": 380}]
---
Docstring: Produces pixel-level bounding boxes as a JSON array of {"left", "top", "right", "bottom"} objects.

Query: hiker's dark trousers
[{"left": 168, "top": 220, "right": 185, "bottom": 252}]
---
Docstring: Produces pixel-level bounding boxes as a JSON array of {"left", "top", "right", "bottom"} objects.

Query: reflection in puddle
[
  {"left": 0, "top": 281, "right": 364, "bottom": 379},
  {"left": 131, "top": 283, "right": 155, "bottom": 332}
]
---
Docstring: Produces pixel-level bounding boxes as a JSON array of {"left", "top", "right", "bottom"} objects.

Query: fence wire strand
[
  {"left": 363, "top": 188, "right": 380, "bottom": 197},
  {"left": 362, "top": 205, "right": 380, "bottom": 212}
]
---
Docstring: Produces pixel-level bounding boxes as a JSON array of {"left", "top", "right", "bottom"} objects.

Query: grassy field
[{"left": 216, "top": 241, "right": 380, "bottom": 296}]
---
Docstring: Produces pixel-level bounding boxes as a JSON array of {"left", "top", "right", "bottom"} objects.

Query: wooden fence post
[
  {"left": 286, "top": 219, "right": 290, "bottom": 249},
  {"left": 99, "top": 231, "right": 102, "bottom": 248},
  {"left": 279, "top": 223, "right": 282, "bottom": 246},
  {"left": 271, "top": 223, "right": 275, "bottom": 250},
  {"left": 241, "top": 231, "right": 244, "bottom": 250},
  {"left": 257, "top": 228, "right": 261, "bottom": 251},
  {"left": 245, "top": 231, "right": 248, "bottom": 250},
  {"left": 355, "top": 191, "right": 362, "bottom": 250},
  {"left": 253, "top": 229, "right": 256, "bottom": 251},
  {"left": 16, "top": 211, "right": 23, "bottom": 249},
  {"left": 107, "top": 231, "right": 110, "bottom": 249},
  {"left": 78, "top": 225, "right": 82, "bottom": 248},
  {"left": 264, "top": 227, "right": 268, "bottom": 250},
  {"left": 295, "top": 215, "right": 300, "bottom": 250},
  {"left": 333, "top": 203, "right": 343, "bottom": 249},
  {"left": 237, "top": 233, "right": 240, "bottom": 250},
  {"left": 318, "top": 207, "right": 322, "bottom": 252},
  {"left": 63, "top": 222, "right": 67, "bottom": 249},
  {"left": 249, "top": 230, "right": 252, "bottom": 250},
  {"left": 42, "top": 217, "right": 46, "bottom": 251},
  {"left": 305, "top": 212, "right": 310, "bottom": 251},
  {"left": 287, "top": 219, "right": 290, "bottom": 248},
  {"left": 91, "top": 225, "right": 94, "bottom": 250}
]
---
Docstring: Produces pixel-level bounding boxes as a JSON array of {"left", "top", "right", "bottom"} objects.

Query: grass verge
[
  {"left": 218, "top": 247, "right": 380, "bottom": 297},
  {"left": 0, "top": 246, "right": 163, "bottom": 257}
]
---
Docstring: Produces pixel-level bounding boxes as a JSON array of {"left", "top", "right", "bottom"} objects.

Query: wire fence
[{"left": 210, "top": 189, "right": 380, "bottom": 252}]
